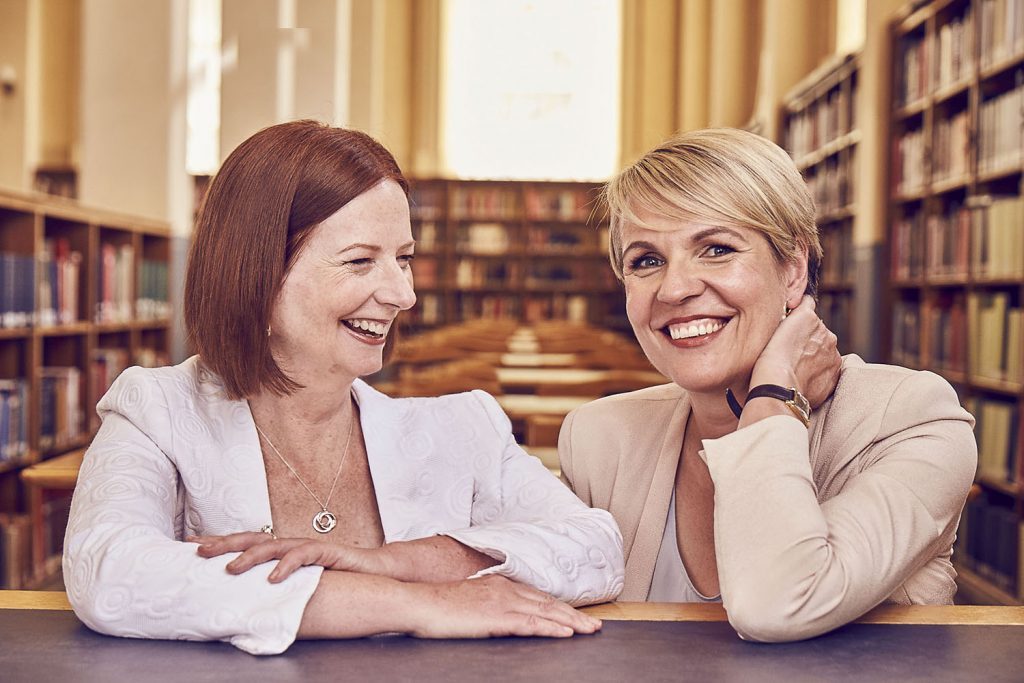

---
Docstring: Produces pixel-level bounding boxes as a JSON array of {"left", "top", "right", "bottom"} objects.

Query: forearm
[
  {"left": 381, "top": 536, "right": 498, "bottom": 583},
  {"left": 297, "top": 570, "right": 420, "bottom": 638}
]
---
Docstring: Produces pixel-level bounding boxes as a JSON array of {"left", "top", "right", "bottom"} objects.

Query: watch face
[{"left": 793, "top": 390, "right": 811, "bottom": 417}]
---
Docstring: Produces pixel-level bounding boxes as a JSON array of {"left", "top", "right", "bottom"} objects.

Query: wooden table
[
  {"left": 495, "top": 394, "right": 595, "bottom": 419},
  {"left": 499, "top": 352, "right": 578, "bottom": 367},
  {"left": 20, "top": 449, "right": 85, "bottom": 571},
  {"left": 3, "top": 594, "right": 1023, "bottom": 681}
]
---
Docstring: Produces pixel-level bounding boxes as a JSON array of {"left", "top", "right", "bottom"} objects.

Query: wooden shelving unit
[
  {"left": 780, "top": 51, "right": 860, "bottom": 354},
  {"left": 0, "top": 187, "right": 172, "bottom": 588},
  {"left": 887, "top": 0, "right": 1024, "bottom": 605},
  {"left": 406, "top": 179, "right": 626, "bottom": 334}
]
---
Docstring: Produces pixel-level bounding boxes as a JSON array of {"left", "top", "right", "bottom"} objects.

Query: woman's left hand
[
  {"left": 190, "top": 533, "right": 396, "bottom": 582},
  {"left": 749, "top": 294, "right": 841, "bottom": 409}
]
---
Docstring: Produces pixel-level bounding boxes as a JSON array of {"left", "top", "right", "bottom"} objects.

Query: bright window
[{"left": 442, "top": 0, "right": 621, "bottom": 180}]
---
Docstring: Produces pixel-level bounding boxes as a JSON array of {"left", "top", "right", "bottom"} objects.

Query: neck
[
  {"left": 685, "top": 375, "right": 752, "bottom": 440},
  {"left": 248, "top": 378, "right": 358, "bottom": 454}
]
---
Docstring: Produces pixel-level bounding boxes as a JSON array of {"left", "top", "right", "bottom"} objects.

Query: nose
[
  {"left": 376, "top": 260, "right": 417, "bottom": 311},
  {"left": 656, "top": 259, "right": 704, "bottom": 305}
]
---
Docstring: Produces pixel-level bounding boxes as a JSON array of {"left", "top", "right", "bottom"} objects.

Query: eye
[
  {"left": 398, "top": 254, "right": 415, "bottom": 269},
  {"left": 344, "top": 257, "right": 375, "bottom": 270},
  {"left": 703, "top": 244, "right": 735, "bottom": 258},
  {"left": 627, "top": 253, "right": 664, "bottom": 271}
]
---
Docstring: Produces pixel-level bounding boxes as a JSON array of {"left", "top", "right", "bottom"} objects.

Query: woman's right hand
[{"left": 404, "top": 575, "right": 602, "bottom": 639}]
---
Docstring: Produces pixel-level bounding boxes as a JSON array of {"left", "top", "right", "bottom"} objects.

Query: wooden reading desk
[{"left": 2, "top": 593, "right": 1022, "bottom": 681}]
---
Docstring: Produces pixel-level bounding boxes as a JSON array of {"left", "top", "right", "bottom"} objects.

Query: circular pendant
[{"left": 312, "top": 510, "right": 337, "bottom": 534}]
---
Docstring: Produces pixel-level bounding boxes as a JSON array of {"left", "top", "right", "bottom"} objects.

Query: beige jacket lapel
[{"left": 621, "top": 394, "right": 690, "bottom": 600}]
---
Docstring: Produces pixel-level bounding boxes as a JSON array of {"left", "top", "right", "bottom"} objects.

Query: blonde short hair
[{"left": 605, "top": 128, "right": 822, "bottom": 295}]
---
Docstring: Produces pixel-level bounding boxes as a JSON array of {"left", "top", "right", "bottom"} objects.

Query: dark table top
[{"left": 2, "top": 609, "right": 1024, "bottom": 682}]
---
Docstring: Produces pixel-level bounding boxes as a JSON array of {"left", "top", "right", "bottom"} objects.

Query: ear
[{"left": 782, "top": 246, "right": 809, "bottom": 308}]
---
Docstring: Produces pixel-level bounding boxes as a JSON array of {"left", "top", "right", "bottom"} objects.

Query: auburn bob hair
[{"left": 184, "top": 120, "right": 408, "bottom": 399}]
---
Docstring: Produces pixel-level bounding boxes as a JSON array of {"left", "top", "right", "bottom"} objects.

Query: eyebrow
[
  {"left": 621, "top": 227, "right": 748, "bottom": 255},
  {"left": 336, "top": 241, "right": 416, "bottom": 256}
]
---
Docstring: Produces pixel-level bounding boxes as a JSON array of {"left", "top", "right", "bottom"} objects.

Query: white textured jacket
[{"left": 64, "top": 356, "right": 624, "bottom": 655}]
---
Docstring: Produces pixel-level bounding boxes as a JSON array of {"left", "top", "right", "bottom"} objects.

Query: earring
[{"left": 266, "top": 324, "right": 272, "bottom": 337}]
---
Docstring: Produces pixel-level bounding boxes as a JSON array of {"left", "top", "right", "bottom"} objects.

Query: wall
[{"left": 0, "top": 0, "right": 30, "bottom": 189}]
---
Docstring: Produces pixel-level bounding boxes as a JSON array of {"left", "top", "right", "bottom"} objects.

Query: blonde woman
[{"left": 559, "top": 129, "right": 976, "bottom": 642}]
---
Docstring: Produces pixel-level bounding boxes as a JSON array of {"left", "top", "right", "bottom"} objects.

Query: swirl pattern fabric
[{"left": 64, "top": 356, "right": 624, "bottom": 655}]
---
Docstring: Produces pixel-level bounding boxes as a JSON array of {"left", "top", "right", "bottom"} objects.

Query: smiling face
[
  {"left": 620, "top": 208, "right": 806, "bottom": 395},
  {"left": 269, "top": 180, "right": 416, "bottom": 385}
]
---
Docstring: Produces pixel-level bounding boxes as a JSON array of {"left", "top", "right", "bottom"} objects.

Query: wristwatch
[{"left": 745, "top": 384, "right": 811, "bottom": 427}]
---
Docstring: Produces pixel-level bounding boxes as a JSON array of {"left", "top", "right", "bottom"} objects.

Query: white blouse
[
  {"left": 64, "top": 357, "right": 624, "bottom": 655},
  {"left": 647, "top": 493, "right": 722, "bottom": 603}
]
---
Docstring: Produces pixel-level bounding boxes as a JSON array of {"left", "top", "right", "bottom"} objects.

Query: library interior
[{"left": 2, "top": 0, "right": 1024, "bottom": 673}]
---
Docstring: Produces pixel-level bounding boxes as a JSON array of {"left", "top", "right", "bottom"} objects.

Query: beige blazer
[{"left": 559, "top": 355, "right": 977, "bottom": 641}]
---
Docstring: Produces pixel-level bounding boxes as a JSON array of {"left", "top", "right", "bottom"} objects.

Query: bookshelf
[
  {"left": 406, "top": 179, "right": 625, "bottom": 333},
  {"left": 887, "top": 0, "right": 1024, "bottom": 605},
  {"left": 780, "top": 51, "right": 860, "bottom": 354},
  {"left": 0, "top": 187, "right": 172, "bottom": 589}
]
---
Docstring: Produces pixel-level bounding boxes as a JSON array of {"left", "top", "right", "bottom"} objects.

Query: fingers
[
  {"left": 191, "top": 532, "right": 274, "bottom": 558},
  {"left": 511, "top": 583, "right": 602, "bottom": 633},
  {"left": 223, "top": 539, "right": 308, "bottom": 575}
]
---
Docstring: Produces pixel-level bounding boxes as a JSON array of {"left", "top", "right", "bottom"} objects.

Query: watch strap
[
  {"left": 726, "top": 384, "right": 810, "bottom": 426},
  {"left": 746, "top": 384, "right": 797, "bottom": 403}
]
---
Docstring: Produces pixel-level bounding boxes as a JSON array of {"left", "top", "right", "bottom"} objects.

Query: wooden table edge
[
  {"left": 4, "top": 593, "right": 1024, "bottom": 626},
  {"left": 581, "top": 602, "right": 1024, "bottom": 626}
]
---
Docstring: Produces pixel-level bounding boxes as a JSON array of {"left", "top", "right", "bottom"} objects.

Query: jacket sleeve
[
  {"left": 443, "top": 392, "right": 624, "bottom": 606},
  {"left": 703, "top": 370, "right": 976, "bottom": 642},
  {"left": 63, "top": 368, "right": 322, "bottom": 655}
]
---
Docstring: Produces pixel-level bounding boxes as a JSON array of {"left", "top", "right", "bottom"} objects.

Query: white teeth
[
  {"left": 667, "top": 319, "right": 725, "bottom": 340},
  {"left": 344, "top": 319, "right": 389, "bottom": 337}
]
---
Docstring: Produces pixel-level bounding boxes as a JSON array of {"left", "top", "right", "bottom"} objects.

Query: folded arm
[{"left": 705, "top": 371, "right": 976, "bottom": 642}]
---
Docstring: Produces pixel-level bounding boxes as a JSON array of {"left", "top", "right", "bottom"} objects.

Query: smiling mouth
[
  {"left": 341, "top": 318, "right": 389, "bottom": 340},
  {"left": 662, "top": 318, "right": 730, "bottom": 341}
]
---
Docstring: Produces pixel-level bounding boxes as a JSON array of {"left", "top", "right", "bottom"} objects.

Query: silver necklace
[{"left": 254, "top": 410, "right": 356, "bottom": 534}]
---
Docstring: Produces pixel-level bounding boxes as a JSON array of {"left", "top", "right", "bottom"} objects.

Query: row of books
[
  {"left": 95, "top": 243, "right": 135, "bottom": 324},
  {"left": 978, "top": 82, "right": 1024, "bottom": 176},
  {"left": 456, "top": 223, "right": 509, "bottom": 255},
  {"left": 0, "top": 379, "right": 28, "bottom": 463},
  {"left": 1, "top": 247, "right": 170, "bottom": 329},
  {"left": 38, "top": 366, "right": 84, "bottom": 452},
  {"left": 892, "top": 128, "right": 926, "bottom": 196},
  {"left": 452, "top": 260, "right": 616, "bottom": 290},
  {"left": 957, "top": 495, "right": 1024, "bottom": 599},
  {"left": 974, "top": 195, "right": 1024, "bottom": 278},
  {"left": 37, "top": 238, "right": 82, "bottom": 327},
  {"left": 891, "top": 298, "right": 922, "bottom": 367},
  {"left": 137, "top": 259, "right": 172, "bottom": 321},
  {"left": 979, "top": 0, "right": 1024, "bottom": 68},
  {"left": 806, "top": 151, "right": 856, "bottom": 216},
  {"left": 890, "top": 195, "right": 1024, "bottom": 280},
  {"left": 525, "top": 226, "right": 605, "bottom": 253},
  {"left": 415, "top": 186, "right": 602, "bottom": 223},
  {"left": 0, "top": 253, "right": 35, "bottom": 329},
  {"left": 818, "top": 293, "right": 851, "bottom": 352},
  {"left": 969, "top": 291, "right": 1023, "bottom": 383},
  {"left": 784, "top": 81, "right": 858, "bottom": 162},
  {"left": 409, "top": 186, "right": 445, "bottom": 221},
  {"left": 450, "top": 187, "right": 520, "bottom": 220},
  {"left": 933, "top": 7, "right": 974, "bottom": 91},
  {"left": 0, "top": 514, "right": 31, "bottom": 590},
  {"left": 88, "top": 348, "right": 131, "bottom": 428},
  {"left": 896, "top": 31, "right": 932, "bottom": 107},
  {"left": 926, "top": 293, "right": 967, "bottom": 373},
  {"left": 523, "top": 187, "right": 597, "bottom": 222},
  {"left": 969, "top": 396, "right": 1020, "bottom": 485},
  {"left": 819, "top": 226, "right": 853, "bottom": 285},
  {"left": 932, "top": 109, "right": 970, "bottom": 182},
  {"left": 891, "top": 293, "right": 1022, "bottom": 381},
  {"left": 895, "top": 6, "right": 974, "bottom": 106}
]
